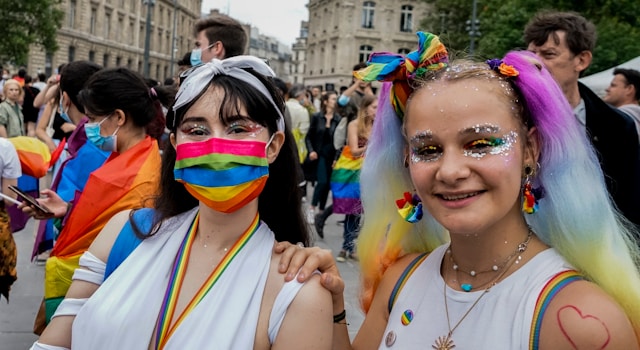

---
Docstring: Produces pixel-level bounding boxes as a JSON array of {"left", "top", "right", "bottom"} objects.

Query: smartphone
[{"left": 8, "top": 185, "right": 52, "bottom": 214}]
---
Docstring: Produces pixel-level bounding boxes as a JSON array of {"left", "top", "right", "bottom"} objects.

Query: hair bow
[
  {"left": 173, "top": 55, "right": 285, "bottom": 131},
  {"left": 353, "top": 32, "right": 449, "bottom": 119}
]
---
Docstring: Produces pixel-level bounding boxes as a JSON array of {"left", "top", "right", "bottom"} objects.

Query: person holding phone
[
  {"left": 22, "top": 66, "right": 174, "bottom": 327},
  {"left": 0, "top": 138, "right": 21, "bottom": 301}
]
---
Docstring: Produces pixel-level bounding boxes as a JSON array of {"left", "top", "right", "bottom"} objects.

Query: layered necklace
[{"left": 432, "top": 230, "right": 533, "bottom": 350}]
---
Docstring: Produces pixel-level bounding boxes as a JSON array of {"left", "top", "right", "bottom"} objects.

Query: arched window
[
  {"left": 362, "top": 1, "right": 375, "bottom": 29},
  {"left": 400, "top": 5, "right": 413, "bottom": 32},
  {"left": 359, "top": 45, "right": 374, "bottom": 63}
]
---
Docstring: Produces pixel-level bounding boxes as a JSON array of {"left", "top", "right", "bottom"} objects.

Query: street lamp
[
  {"left": 170, "top": 0, "right": 178, "bottom": 79},
  {"left": 142, "top": 0, "right": 156, "bottom": 79},
  {"left": 466, "top": 0, "right": 481, "bottom": 56}
]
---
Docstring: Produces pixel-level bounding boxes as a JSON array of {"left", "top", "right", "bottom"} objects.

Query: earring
[
  {"left": 396, "top": 191, "right": 423, "bottom": 223},
  {"left": 522, "top": 165, "right": 539, "bottom": 214}
]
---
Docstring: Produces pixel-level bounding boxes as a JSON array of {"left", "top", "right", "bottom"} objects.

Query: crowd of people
[{"left": 0, "top": 8, "right": 638, "bottom": 350}]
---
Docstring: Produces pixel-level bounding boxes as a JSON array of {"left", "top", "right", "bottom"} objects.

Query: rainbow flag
[
  {"left": 32, "top": 122, "right": 110, "bottom": 259},
  {"left": 8, "top": 136, "right": 65, "bottom": 178},
  {"left": 44, "top": 136, "right": 161, "bottom": 322},
  {"left": 331, "top": 146, "right": 364, "bottom": 214}
]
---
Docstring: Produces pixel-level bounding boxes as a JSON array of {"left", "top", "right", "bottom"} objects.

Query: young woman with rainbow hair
[{"left": 278, "top": 31, "right": 640, "bottom": 349}]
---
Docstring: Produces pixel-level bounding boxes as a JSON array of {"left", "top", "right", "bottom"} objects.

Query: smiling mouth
[{"left": 438, "top": 191, "right": 483, "bottom": 201}]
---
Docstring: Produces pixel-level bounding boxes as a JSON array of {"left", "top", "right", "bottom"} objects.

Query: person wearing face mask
[
  {"left": 189, "top": 14, "right": 247, "bottom": 67},
  {"left": 30, "top": 56, "right": 331, "bottom": 350},
  {"left": 23, "top": 67, "right": 174, "bottom": 330}
]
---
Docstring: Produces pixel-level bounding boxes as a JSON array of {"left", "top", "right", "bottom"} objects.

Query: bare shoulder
[
  {"left": 352, "top": 253, "right": 425, "bottom": 349},
  {"left": 539, "top": 279, "right": 638, "bottom": 350},
  {"left": 269, "top": 253, "right": 332, "bottom": 349},
  {"left": 88, "top": 209, "right": 132, "bottom": 263}
]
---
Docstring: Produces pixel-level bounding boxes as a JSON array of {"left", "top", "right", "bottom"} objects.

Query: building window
[
  {"left": 398, "top": 48, "right": 411, "bottom": 54},
  {"left": 116, "top": 56, "right": 122, "bottom": 67},
  {"left": 89, "top": 50, "right": 95, "bottom": 62},
  {"left": 105, "top": 11, "right": 111, "bottom": 38},
  {"left": 103, "top": 54, "right": 110, "bottom": 67},
  {"left": 129, "top": 20, "right": 135, "bottom": 45},
  {"left": 362, "top": 1, "right": 375, "bottom": 29},
  {"left": 359, "top": 45, "right": 373, "bottom": 63},
  {"left": 68, "top": 46, "right": 76, "bottom": 62},
  {"left": 90, "top": 8, "right": 97, "bottom": 34},
  {"left": 68, "top": 0, "right": 76, "bottom": 28},
  {"left": 127, "top": 58, "right": 133, "bottom": 69},
  {"left": 116, "top": 16, "right": 123, "bottom": 41},
  {"left": 400, "top": 5, "right": 413, "bottom": 32}
]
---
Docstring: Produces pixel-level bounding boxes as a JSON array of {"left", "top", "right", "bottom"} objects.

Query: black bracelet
[{"left": 333, "top": 310, "right": 346, "bottom": 323}]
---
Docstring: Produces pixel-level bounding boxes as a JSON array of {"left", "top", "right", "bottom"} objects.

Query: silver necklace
[{"left": 432, "top": 231, "right": 533, "bottom": 350}]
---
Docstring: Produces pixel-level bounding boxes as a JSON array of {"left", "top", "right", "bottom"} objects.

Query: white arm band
[
  {"left": 30, "top": 341, "right": 70, "bottom": 350},
  {"left": 51, "top": 298, "right": 87, "bottom": 319},
  {"left": 72, "top": 251, "right": 106, "bottom": 285}
]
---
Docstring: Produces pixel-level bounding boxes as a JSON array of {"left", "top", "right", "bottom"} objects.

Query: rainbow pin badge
[{"left": 401, "top": 309, "right": 414, "bottom": 326}]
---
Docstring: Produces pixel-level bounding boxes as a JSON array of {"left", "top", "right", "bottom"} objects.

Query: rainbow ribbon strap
[
  {"left": 154, "top": 212, "right": 261, "bottom": 349},
  {"left": 529, "top": 270, "right": 583, "bottom": 349}
]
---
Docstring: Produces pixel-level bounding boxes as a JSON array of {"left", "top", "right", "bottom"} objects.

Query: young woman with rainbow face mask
[{"left": 31, "top": 57, "right": 332, "bottom": 350}]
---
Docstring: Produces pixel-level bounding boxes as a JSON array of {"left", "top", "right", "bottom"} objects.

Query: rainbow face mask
[{"left": 174, "top": 137, "right": 271, "bottom": 213}]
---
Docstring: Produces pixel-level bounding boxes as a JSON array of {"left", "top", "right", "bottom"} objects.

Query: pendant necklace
[
  {"left": 448, "top": 230, "right": 532, "bottom": 292},
  {"left": 432, "top": 231, "right": 533, "bottom": 350}
]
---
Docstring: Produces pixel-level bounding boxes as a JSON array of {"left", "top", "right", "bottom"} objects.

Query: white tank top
[{"left": 380, "top": 244, "right": 573, "bottom": 349}]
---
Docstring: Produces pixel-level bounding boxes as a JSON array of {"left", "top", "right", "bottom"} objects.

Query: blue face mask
[
  {"left": 85, "top": 117, "right": 119, "bottom": 152},
  {"left": 190, "top": 43, "right": 215, "bottom": 66},
  {"left": 58, "top": 99, "right": 72, "bottom": 123}
]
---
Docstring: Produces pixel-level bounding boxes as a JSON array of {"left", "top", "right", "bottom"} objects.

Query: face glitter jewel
[{"left": 401, "top": 309, "right": 414, "bottom": 326}]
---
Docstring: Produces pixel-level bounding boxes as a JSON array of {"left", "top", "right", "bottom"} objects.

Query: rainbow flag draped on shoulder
[
  {"left": 32, "top": 122, "right": 110, "bottom": 259},
  {"left": 331, "top": 145, "right": 364, "bottom": 215},
  {"left": 43, "top": 136, "right": 161, "bottom": 322}
]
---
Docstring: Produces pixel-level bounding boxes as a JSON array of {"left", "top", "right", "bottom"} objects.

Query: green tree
[
  {"left": 421, "top": 0, "right": 640, "bottom": 75},
  {"left": 0, "top": 0, "right": 64, "bottom": 66}
]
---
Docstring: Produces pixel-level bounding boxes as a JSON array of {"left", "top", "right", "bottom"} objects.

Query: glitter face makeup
[
  {"left": 409, "top": 124, "right": 518, "bottom": 163},
  {"left": 179, "top": 116, "right": 265, "bottom": 140}
]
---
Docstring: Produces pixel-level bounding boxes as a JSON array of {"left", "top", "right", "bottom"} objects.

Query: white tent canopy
[{"left": 579, "top": 56, "right": 640, "bottom": 97}]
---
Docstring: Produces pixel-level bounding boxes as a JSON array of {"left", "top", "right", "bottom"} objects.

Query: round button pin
[{"left": 385, "top": 330, "right": 397, "bottom": 347}]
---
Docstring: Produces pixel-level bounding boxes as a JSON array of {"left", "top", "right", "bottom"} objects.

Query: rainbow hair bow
[
  {"left": 395, "top": 192, "right": 423, "bottom": 223},
  {"left": 353, "top": 32, "right": 449, "bottom": 119}
]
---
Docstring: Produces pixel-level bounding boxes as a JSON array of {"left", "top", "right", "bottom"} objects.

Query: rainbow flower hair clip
[
  {"left": 396, "top": 192, "right": 423, "bottom": 223},
  {"left": 486, "top": 58, "right": 519, "bottom": 78}
]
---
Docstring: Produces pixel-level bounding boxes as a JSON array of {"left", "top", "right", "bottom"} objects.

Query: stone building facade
[
  {"left": 290, "top": 21, "right": 309, "bottom": 85},
  {"left": 27, "top": 0, "right": 201, "bottom": 81},
  {"left": 303, "top": 0, "right": 430, "bottom": 92}
]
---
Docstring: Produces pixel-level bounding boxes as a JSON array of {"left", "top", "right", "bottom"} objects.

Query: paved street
[{"left": 0, "top": 196, "right": 365, "bottom": 348}]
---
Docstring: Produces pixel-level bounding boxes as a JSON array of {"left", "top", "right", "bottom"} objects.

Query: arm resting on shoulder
[{"left": 35, "top": 210, "right": 132, "bottom": 348}]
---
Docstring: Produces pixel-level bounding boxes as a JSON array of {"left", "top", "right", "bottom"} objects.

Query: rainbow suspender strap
[
  {"left": 529, "top": 270, "right": 583, "bottom": 349},
  {"left": 388, "top": 253, "right": 429, "bottom": 313},
  {"left": 154, "top": 212, "right": 261, "bottom": 350}
]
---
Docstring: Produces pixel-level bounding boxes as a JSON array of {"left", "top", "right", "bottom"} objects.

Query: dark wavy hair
[
  {"left": 134, "top": 68, "right": 310, "bottom": 246},
  {"left": 77, "top": 67, "right": 174, "bottom": 128}
]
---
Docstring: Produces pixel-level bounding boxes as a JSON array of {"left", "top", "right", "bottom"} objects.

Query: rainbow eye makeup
[
  {"left": 410, "top": 130, "right": 442, "bottom": 163},
  {"left": 408, "top": 124, "right": 518, "bottom": 163},
  {"left": 463, "top": 132, "right": 517, "bottom": 159},
  {"left": 226, "top": 120, "right": 265, "bottom": 138}
]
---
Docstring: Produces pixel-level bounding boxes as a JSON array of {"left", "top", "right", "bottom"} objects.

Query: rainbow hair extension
[
  {"left": 501, "top": 51, "right": 640, "bottom": 336},
  {"left": 357, "top": 82, "right": 447, "bottom": 312}
]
